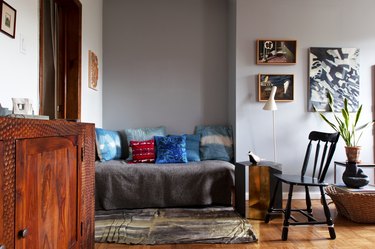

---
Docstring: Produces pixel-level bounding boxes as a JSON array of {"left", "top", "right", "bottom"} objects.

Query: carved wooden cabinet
[{"left": 0, "top": 117, "right": 95, "bottom": 249}]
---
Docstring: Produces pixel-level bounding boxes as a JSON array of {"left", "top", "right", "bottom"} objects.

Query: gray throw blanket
[{"left": 95, "top": 160, "right": 235, "bottom": 210}]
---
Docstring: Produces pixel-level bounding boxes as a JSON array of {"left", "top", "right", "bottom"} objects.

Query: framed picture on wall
[
  {"left": 256, "top": 39, "right": 297, "bottom": 64},
  {"left": 0, "top": 1, "right": 16, "bottom": 38},
  {"left": 258, "top": 74, "right": 294, "bottom": 101},
  {"left": 88, "top": 50, "right": 99, "bottom": 90},
  {"left": 308, "top": 47, "right": 360, "bottom": 112}
]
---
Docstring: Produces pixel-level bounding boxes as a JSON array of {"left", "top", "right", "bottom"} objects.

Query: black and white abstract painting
[{"left": 309, "top": 47, "right": 360, "bottom": 112}]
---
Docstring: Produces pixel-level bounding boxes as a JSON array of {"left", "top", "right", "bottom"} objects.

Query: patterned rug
[{"left": 95, "top": 206, "right": 257, "bottom": 245}]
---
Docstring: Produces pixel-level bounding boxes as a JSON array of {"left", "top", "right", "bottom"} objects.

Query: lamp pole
[
  {"left": 263, "top": 86, "right": 278, "bottom": 162},
  {"left": 272, "top": 109, "right": 276, "bottom": 162}
]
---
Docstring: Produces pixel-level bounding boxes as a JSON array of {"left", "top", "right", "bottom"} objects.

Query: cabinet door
[{"left": 15, "top": 136, "right": 81, "bottom": 249}]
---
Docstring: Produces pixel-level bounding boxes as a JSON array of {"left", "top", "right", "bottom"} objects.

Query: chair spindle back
[{"left": 300, "top": 131, "right": 340, "bottom": 182}]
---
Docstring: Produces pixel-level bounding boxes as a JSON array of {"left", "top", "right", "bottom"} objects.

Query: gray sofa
[{"left": 95, "top": 159, "right": 235, "bottom": 210}]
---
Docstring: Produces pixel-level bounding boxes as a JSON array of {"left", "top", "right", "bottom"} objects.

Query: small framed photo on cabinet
[
  {"left": 258, "top": 74, "right": 294, "bottom": 102},
  {"left": 256, "top": 39, "right": 297, "bottom": 64}
]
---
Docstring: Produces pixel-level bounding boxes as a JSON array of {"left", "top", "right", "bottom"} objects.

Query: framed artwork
[
  {"left": 88, "top": 50, "right": 99, "bottom": 90},
  {"left": 256, "top": 39, "right": 297, "bottom": 64},
  {"left": 258, "top": 74, "right": 294, "bottom": 102},
  {"left": 0, "top": 1, "right": 16, "bottom": 38},
  {"left": 309, "top": 47, "right": 360, "bottom": 112}
]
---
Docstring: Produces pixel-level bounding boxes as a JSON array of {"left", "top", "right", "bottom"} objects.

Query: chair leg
[
  {"left": 282, "top": 184, "right": 294, "bottom": 241},
  {"left": 265, "top": 179, "right": 280, "bottom": 223},
  {"left": 319, "top": 186, "right": 336, "bottom": 240},
  {"left": 305, "top": 185, "right": 314, "bottom": 221}
]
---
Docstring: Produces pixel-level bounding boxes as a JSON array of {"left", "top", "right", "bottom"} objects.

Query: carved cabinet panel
[
  {"left": 0, "top": 117, "right": 95, "bottom": 249},
  {"left": 0, "top": 141, "right": 3, "bottom": 248},
  {"left": 15, "top": 136, "right": 81, "bottom": 249}
]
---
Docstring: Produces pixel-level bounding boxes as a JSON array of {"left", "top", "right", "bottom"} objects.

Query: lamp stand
[
  {"left": 272, "top": 110, "right": 277, "bottom": 162},
  {"left": 262, "top": 85, "right": 278, "bottom": 162}
]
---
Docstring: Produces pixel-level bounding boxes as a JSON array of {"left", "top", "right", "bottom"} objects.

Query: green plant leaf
[
  {"left": 344, "top": 98, "right": 349, "bottom": 112},
  {"left": 319, "top": 113, "right": 339, "bottom": 132},
  {"left": 314, "top": 94, "right": 374, "bottom": 147},
  {"left": 355, "top": 121, "right": 374, "bottom": 145},
  {"left": 341, "top": 108, "right": 349, "bottom": 129},
  {"left": 327, "top": 93, "right": 335, "bottom": 112},
  {"left": 334, "top": 116, "right": 351, "bottom": 145},
  {"left": 334, "top": 115, "right": 344, "bottom": 128},
  {"left": 327, "top": 92, "right": 334, "bottom": 105},
  {"left": 356, "top": 121, "right": 374, "bottom": 131},
  {"left": 354, "top": 105, "right": 363, "bottom": 127}
]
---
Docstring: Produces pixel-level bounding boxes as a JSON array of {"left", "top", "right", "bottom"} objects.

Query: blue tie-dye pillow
[
  {"left": 184, "top": 134, "right": 201, "bottom": 162},
  {"left": 155, "top": 135, "right": 188, "bottom": 164},
  {"left": 95, "top": 128, "right": 123, "bottom": 161},
  {"left": 195, "top": 125, "right": 233, "bottom": 162}
]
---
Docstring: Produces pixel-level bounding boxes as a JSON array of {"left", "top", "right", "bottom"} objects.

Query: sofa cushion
[
  {"left": 195, "top": 125, "right": 233, "bottom": 162},
  {"left": 130, "top": 139, "right": 155, "bottom": 163},
  {"left": 95, "top": 128, "right": 123, "bottom": 161},
  {"left": 184, "top": 134, "right": 201, "bottom": 162},
  {"left": 125, "top": 126, "right": 166, "bottom": 160},
  {"left": 155, "top": 135, "right": 188, "bottom": 164}
]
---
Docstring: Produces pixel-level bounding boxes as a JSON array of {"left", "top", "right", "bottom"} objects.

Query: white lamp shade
[{"left": 263, "top": 86, "right": 278, "bottom": 111}]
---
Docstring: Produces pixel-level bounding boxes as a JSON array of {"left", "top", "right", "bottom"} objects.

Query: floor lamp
[{"left": 263, "top": 86, "right": 278, "bottom": 162}]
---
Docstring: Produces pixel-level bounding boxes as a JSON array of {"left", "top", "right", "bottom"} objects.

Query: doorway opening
[{"left": 39, "top": 0, "right": 82, "bottom": 120}]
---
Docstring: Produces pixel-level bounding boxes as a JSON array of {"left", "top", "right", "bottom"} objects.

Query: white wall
[
  {"left": 0, "top": 0, "right": 103, "bottom": 126},
  {"left": 81, "top": 0, "right": 103, "bottom": 126},
  {"left": 235, "top": 0, "right": 375, "bottom": 194},
  {"left": 0, "top": 0, "right": 39, "bottom": 111},
  {"left": 103, "top": 0, "right": 229, "bottom": 134}
]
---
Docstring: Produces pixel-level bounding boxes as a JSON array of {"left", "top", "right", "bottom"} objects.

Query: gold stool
[{"left": 235, "top": 161, "right": 282, "bottom": 219}]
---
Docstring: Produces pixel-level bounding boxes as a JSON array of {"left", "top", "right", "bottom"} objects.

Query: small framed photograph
[
  {"left": 0, "top": 1, "right": 16, "bottom": 38},
  {"left": 258, "top": 74, "right": 294, "bottom": 102},
  {"left": 256, "top": 39, "right": 297, "bottom": 64},
  {"left": 12, "top": 98, "right": 33, "bottom": 115}
]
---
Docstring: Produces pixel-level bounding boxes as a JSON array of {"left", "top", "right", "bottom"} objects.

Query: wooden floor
[{"left": 95, "top": 200, "right": 375, "bottom": 249}]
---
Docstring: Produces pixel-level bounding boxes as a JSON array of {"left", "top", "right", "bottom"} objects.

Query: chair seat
[{"left": 274, "top": 174, "right": 329, "bottom": 186}]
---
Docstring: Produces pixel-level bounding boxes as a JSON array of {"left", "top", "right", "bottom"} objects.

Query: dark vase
[{"left": 342, "top": 162, "right": 369, "bottom": 188}]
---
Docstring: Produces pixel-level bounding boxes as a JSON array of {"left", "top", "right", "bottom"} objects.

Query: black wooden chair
[{"left": 264, "top": 131, "right": 340, "bottom": 241}]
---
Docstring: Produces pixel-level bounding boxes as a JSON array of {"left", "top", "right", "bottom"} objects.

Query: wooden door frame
[
  {"left": 373, "top": 66, "right": 375, "bottom": 179},
  {"left": 39, "top": 0, "right": 82, "bottom": 120},
  {"left": 38, "top": 0, "right": 45, "bottom": 116}
]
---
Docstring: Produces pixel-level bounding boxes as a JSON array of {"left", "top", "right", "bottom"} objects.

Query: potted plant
[{"left": 315, "top": 93, "right": 374, "bottom": 163}]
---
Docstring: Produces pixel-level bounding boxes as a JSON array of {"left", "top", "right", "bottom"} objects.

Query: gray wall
[
  {"left": 103, "top": 0, "right": 229, "bottom": 134},
  {"left": 235, "top": 0, "right": 375, "bottom": 195},
  {"left": 103, "top": 0, "right": 375, "bottom": 197},
  {"left": 228, "top": 0, "right": 237, "bottom": 151}
]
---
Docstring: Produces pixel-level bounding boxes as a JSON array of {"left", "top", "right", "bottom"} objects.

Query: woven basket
[{"left": 325, "top": 185, "right": 375, "bottom": 223}]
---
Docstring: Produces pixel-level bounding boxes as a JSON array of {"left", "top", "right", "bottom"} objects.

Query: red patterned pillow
[{"left": 130, "top": 139, "right": 155, "bottom": 163}]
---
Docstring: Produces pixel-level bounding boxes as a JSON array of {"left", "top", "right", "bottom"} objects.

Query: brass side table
[{"left": 235, "top": 161, "right": 282, "bottom": 219}]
